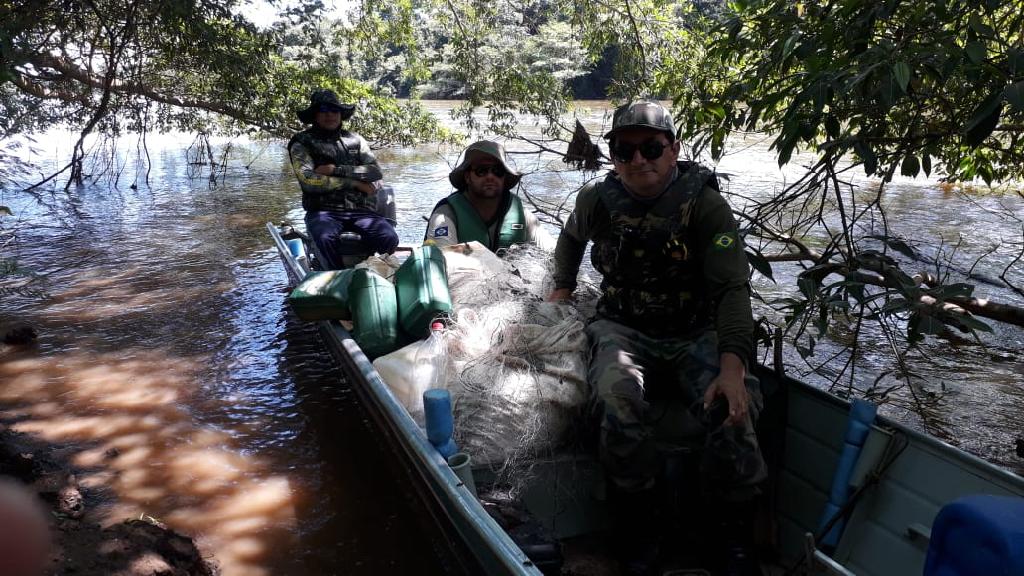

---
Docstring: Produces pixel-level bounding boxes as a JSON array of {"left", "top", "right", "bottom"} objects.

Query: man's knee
[{"left": 701, "top": 419, "right": 767, "bottom": 499}]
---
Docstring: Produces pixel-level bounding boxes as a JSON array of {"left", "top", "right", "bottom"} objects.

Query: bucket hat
[
  {"left": 603, "top": 99, "right": 676, "bottom": 139},
  {"left": 449, "top": 140, "right": 521, "bottom": 191},
  {"left": 297, "top": 88, "right": 356, "bottom": 124}
]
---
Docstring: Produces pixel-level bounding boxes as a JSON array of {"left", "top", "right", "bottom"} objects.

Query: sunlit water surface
[{"left": 0, "top": 102, "right": 1021, "bottom": 575}]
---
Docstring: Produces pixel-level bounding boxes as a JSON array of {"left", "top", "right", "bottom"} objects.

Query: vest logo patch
[
  {"left": 510, "top": 223, "right": 525, "bottom": 230},
  {"left": 713, "top": 232, "right": 736, "bottom": 250},
  {"left": 434, "top": 226, "right": 449, "bottom": 237}
]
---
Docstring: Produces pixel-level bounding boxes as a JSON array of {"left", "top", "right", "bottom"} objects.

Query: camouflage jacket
[
  {"left": 287, "top": 127, "right": 382, "bottom": 212},
  {"left": 552, "top": 161, "right": 754, "bottom": 361}
]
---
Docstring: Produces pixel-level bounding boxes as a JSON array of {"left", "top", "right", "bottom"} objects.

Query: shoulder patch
[
  {"left": 712, "top": 232, "right": 737, "bottom": 250},
  {"left": 433, "top": 226, "right": 449, "bottom": 238}
]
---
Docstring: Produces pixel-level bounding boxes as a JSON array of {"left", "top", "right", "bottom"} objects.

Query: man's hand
[
  {"left": 314, "top": 164, "right": 335, "bottom": 176},
  {"left": 703, "top": 352, "right": 749, "bottom": 427},
  {"left": 354, "top": 180, "right": 376, "bottom": 195},
  {"left": 546, "top": 288, "right": 573, "bottom": 302}
]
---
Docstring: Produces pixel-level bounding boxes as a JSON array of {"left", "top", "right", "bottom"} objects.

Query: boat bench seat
[{"left": 924, "top": 494, "right": 1024, "bottom": 576}]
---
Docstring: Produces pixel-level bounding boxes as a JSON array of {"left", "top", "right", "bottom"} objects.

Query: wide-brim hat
[
  {"left": 603, "top": 99, "right": 676, "bottom": 139},
  {"left": 297, "top": 88, "right": 356, "bottom": 124},
  {"left": 448, "top": 140, "right": 521, "bottom": 191}
]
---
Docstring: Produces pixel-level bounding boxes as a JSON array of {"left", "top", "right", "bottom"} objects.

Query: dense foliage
[
  {"left": 679, "top": 0, "right": 1024, "bottom": 184},
  {"left": 0, "top": 0, "right": 452, "bottom": 151}
]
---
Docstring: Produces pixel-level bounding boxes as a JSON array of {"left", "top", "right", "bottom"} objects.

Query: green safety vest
[{"left": 440, "top": 192, "right": 528, "bottom": 252}]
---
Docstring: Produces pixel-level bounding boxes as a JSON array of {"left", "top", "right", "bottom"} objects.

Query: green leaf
[
  {"left": 798, "top": 276, "right": 818, "bottom": 299},
  {"left": 955, "top": 314, "right": 993, "bottom": 333},
  {"left": 922, "top": 153, "right": 932, "bottom": 177},
  {"left": 892, "top": 62, "right": 911, "bottom": 93},
  {"left": 781, "top": 33, "right": 800, "bottom": 65},
  {"left": 912, "top": 311, "right": 945, "bottom": 335},
  {"left": 1006, "top": 81, "right": 1024, "bottom": 112},
  {"left": 1009, "top": 48, "right": 1024, "bottom": 76},
  {"left": 746, "top": 250, "right": 775, "bottom": 282},
  {"left": 703, "top": 102, "right": 726, "bottom": 120},
  {"left": 727, "top": 18, "right": 742, "bottom": 42},
  {"left": 854, "top": 140, "right": 878, "bottom": 175},
  {"left": 900, "top": 154, "right": 920, "bottom": 177},
  {"left": 825, "top": 115, "right": 840, "bottom": 138},
  {"left": 931, "top": 283, "right": 974, "bottom": 300},
  {"left": 881, "top": 297, "right": 910, "bottom": 313},
  {"left": 847, "top": 282, "right": 865, "bottom": 304},
  {"left": 968, "top": 14, "right": 996, "bottom": 38},
  {"left": 965, "top": 41, "right": 987, "bottom": 64},
  {"left": 964, "top": 93, "right": 1003, "bottom": 147},
  {"left": 777, "top": 132, "right": 798, "bottom": 166}
]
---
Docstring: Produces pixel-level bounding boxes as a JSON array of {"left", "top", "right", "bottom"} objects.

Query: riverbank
[{"left": 0, "top": 423, "right": 216, "bottom": 576}]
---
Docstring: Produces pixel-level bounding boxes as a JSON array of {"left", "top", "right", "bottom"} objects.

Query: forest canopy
[{"left": 3, "top": 0, "right": 1022, "bottom": 184}]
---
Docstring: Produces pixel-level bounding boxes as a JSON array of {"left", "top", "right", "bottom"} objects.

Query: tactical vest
[
  {"left": 437, "top": 191, "right": 528, "bottom": 252},
  {"left": 590, "top": 162, "right": 718, "bottom": 334},
  {"left": 288, "top": 128, "right": 375, "bottom": 212}
]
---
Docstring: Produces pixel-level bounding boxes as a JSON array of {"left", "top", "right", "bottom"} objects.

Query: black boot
[
  {"left": 718, "top": 501, "right": 762, "bottom": 576},
  {"left": 607, "top": 483, "right": 660, "bottom": 576}
]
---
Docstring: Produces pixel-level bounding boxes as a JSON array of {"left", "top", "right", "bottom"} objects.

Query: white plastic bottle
[{"left": 415, "top": 321, "right": 448, "bottom": 391}]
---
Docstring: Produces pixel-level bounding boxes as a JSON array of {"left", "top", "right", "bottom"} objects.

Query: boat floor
[{"left": 559, "top": 533, "right": 786, "bottom": 576}]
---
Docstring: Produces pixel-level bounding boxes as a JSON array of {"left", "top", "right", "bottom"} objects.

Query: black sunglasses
[
  {"left": 471, "top": 164, "right": 507, "bottom": 178},
  {"left": 610, "top": 139, "right": 668, "bottom": 163}
]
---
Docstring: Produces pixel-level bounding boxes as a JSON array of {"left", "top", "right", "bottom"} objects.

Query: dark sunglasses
[
  {"left": 610, "top": 139, "right": 668, "bottom": 163},
  {"left": 471, "top": 164, "right": 507, "bottom": 178}
]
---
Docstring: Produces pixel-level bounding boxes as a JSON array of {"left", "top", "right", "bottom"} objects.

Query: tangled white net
[
  {"left": 446, "top": 243, "right": 591, "bottom": 491},
  {"left": 370, "top": 242, "right": 596, "bottom": 493}
]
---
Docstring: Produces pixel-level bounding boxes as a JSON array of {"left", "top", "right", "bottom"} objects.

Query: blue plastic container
[
  {"left": 423, "top": 388, "right": 458, "bottom": 458},
  {"left": 924, "top": 495, "right": 1024, "bottom": 576},
  {"left": 286, "top": 238, "right": 305, "bottom": 258}
]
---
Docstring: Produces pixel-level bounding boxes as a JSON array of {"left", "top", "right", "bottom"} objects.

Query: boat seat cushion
[{"left": 924, "top": 494, "right": 1024, "bottom": 576}]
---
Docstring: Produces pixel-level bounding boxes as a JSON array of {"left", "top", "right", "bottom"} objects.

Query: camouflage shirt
[{"left": 552, "top": 161, "right": 754, "bottom": 363}]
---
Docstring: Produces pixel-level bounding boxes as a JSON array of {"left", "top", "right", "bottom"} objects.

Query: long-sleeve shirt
[
  {"left": 288, "top": 128, "right": 382, "bottom": 212},
  {"left": 552, "top": 169, "right": 754, "bottom": 362}
]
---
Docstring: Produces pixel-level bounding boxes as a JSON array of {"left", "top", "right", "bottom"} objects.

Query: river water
[{"left": 1, "top": 102, "right": 1021, "bottom": 575}]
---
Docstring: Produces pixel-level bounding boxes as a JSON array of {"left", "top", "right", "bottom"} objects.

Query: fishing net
[
  {"left": 367, "top": 242, "right": 600, "bottom": 494},
  {"left": 442, "top": 243, "right": 599, "bottom": 493}
]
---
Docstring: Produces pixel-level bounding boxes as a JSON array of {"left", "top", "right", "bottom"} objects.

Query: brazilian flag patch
[{"left": 712, "top": 232, "right": 737, "bottom": 250}]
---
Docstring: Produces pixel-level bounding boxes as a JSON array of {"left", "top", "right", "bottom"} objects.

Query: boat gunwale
[{"left": 762, "top": 367, "right": 1024, "bottom": 492}]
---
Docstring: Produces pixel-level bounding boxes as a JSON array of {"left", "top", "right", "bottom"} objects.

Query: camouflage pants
[{"left": 586, "top": 318, "right": 767, "bottom": 501}]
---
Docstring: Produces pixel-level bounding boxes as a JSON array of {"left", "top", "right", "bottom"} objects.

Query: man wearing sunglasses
[
  {"left": 424, "top": 140, "right": 554, "bottom": 253},
  {"left": 547, "top": 100, "right": 765, "bottom": 575},
  {"left": 288, "top": 88, "right": 398, "bottom": 269}
]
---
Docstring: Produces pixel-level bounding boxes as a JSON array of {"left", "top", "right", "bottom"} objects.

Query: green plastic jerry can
[
  {"left": 288, "top": 269, "right": 356, "bottom": 321},
  {"left": 349, "top": 268, "right": 401, "bottom": 359},
  {"left": 395, "top": 245, "right": 452, "bottom": 338}
]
